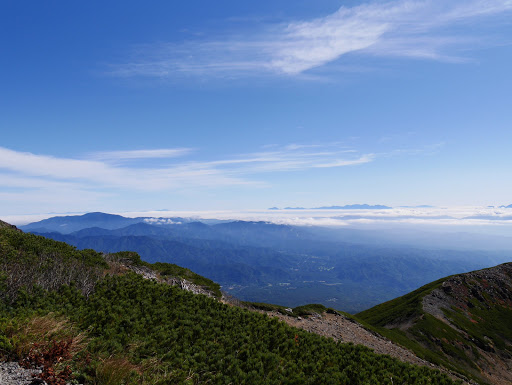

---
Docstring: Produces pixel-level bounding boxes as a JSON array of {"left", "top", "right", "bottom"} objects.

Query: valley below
[{"left": 24, "top": 212, "right": 512, "bottom": 313}]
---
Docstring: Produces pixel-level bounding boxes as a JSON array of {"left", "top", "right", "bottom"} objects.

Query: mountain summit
[{"left": 20, "top": 212, "right": 142, "bottom": 234}]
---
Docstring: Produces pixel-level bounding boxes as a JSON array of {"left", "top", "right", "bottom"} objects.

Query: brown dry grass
[
  {"left": 7, "top": 313, "right": 87, "bottom": 359},
  {"left": 4, "top": 313, "right": 91, "bottom": 385},
  {"left": 94, "top": 356, "right": 140, "bottom": 385}
]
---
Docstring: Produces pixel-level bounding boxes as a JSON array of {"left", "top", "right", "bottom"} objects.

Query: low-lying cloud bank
[
  {"left": 128, "top": 205, "right": 512, "bottom": 225},
  {"left": 118, "top": 206, "right": 512, "bottom": 237},
  {"left": 5, "top": 206, "right": 512, "bottom": 237}
]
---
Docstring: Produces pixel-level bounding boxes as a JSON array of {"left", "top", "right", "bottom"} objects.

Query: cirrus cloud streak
[
  {"left": 110, "top": 0, "right": 512, "bottom": 78},
  {"left": 0, "top": 144, "right": 374, "bottom": 206}
]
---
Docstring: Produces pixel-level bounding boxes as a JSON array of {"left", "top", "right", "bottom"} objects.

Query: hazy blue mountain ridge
[{"left": 28, "top": 212, "right": 512, "bottom": 313}]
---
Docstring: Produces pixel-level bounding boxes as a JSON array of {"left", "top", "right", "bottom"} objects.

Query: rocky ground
[
  {"left": 265, "top": 311, "right": 472, "bottom": 384},
  {"left": 269, "top": 311, "right": 428, "bottom": 365},
  {"left": 0, "top": 362, "right": 41, "bottom": 385}
]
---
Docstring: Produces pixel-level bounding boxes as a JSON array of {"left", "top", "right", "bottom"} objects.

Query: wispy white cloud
[
  {"left": 202, "top": 147, "right": 374, "bottom": 173},
  {"left": 109, "top": 0, "right": 512, "bottom": 78},
  {"left": 0, "top": 147, "right": 249, "bottom": 192},
  {"left": 90, "top": 148, "right": 193, "bottom": 161},
  {"left": 0, "top": 147, "right": 120, "bottom": 184},
  {"left": 313, "top": 155, "right": 375, "bottom": 168},
  {"left": 0, "top": 144, "right": 373, "bottom": 201}
]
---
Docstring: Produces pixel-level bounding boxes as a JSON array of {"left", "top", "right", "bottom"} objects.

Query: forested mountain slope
[
  {"left": 25, "top": 213, "right": 510, "bottom": 313},
  {"left": 0, "top": 221, "right": 460, "bottom": 384},
  {"left": 357, "top": 263, "right": 512, "bottom": 385}
]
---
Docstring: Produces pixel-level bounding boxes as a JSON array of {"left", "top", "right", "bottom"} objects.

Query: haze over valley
[{"left": 19, "top": 210, "right": 512, "bottom": 313}]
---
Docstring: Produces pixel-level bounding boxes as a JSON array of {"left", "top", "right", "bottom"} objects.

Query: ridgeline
[{"left": 358, "top": 263, "right": 512, "bottom": 385}]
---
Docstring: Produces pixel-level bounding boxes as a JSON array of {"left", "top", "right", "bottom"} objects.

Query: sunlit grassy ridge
[{"left": 357, "top": 264, "right": 512, "bottom": 385}]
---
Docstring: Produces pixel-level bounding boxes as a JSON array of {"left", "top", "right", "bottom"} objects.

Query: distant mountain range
[
  {"left": 486, "top": 204, "right": 512, "bottom": 209},
  {"left": 21, "top": 211, "right": 194, "bottom": 234},
  {"left": 271, "top": 204, "right": 392, "bottom": 210},
  {"left": 20, "top": 212, "right": 512, "bottom": 313},
  {"left": 315, "top": 204, "right": 392, "bottom": 209}
]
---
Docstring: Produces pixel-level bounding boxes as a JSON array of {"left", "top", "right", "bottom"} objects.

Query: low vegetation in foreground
[{"left": 0, "top": 221, "right": 460, "bottom": 384}]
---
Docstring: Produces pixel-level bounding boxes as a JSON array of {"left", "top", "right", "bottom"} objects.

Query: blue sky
[{"left": 1, "top": 0, "right": 512, "bottom": 217}]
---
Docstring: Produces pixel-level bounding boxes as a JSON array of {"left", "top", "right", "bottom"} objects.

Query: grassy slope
[
  {"left": 0, "top": 223, "right": 460, "bottom": 384},
  {"left": 357, "top": 265, "right": 512, "bottom": 385}
]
